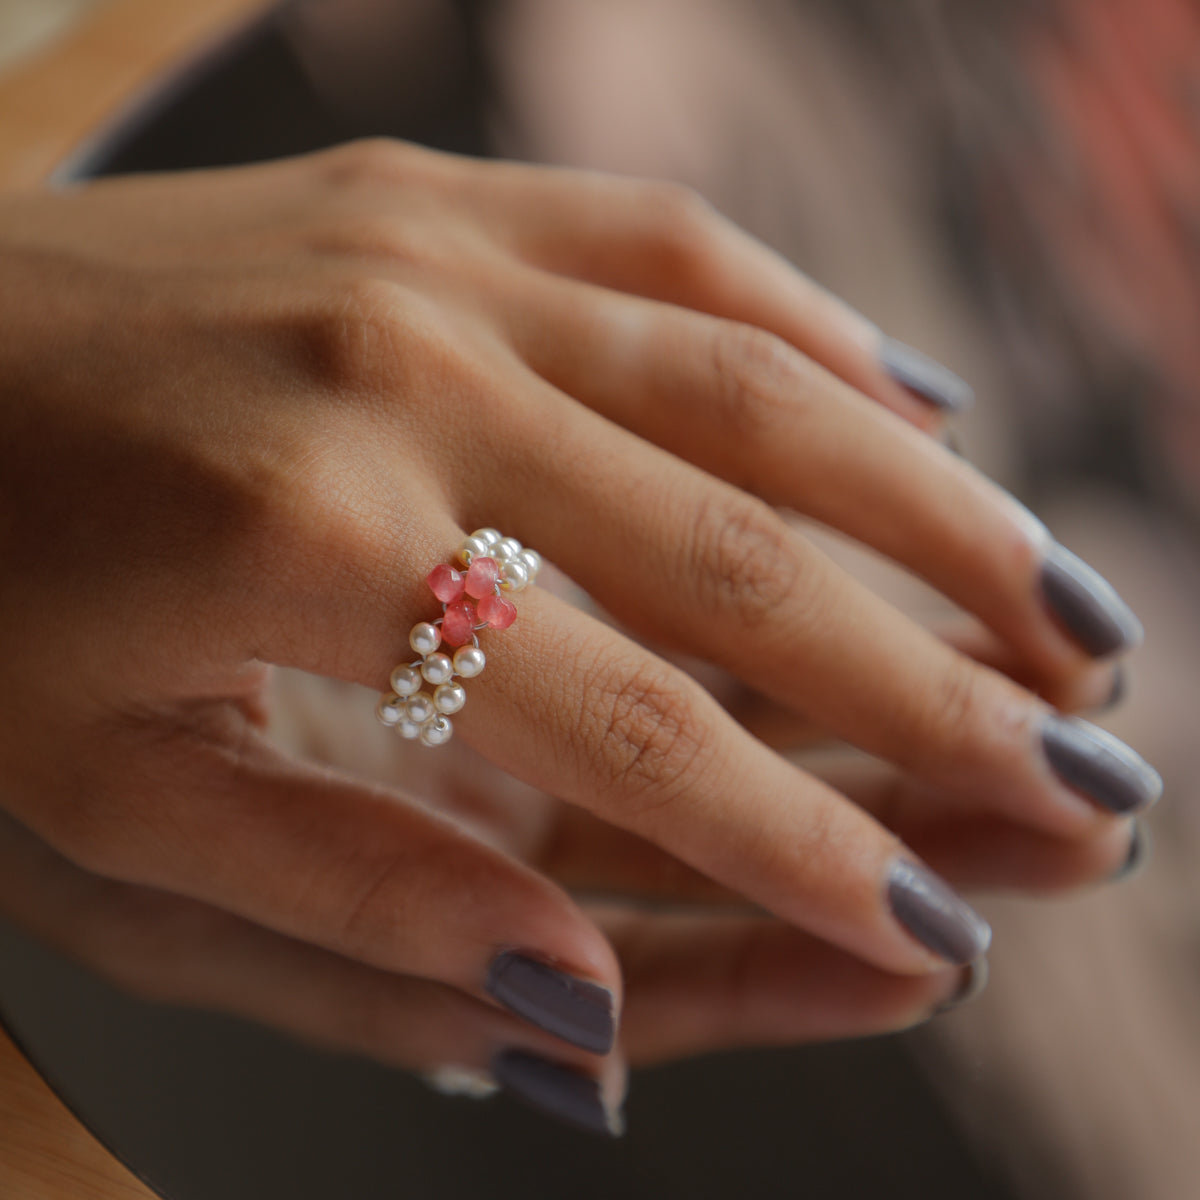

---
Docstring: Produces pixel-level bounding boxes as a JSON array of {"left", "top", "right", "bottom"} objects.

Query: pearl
[
  {"left": 406, "top": 692, "right": 435, "bottom": 724},
  {"left": 390, "top": 664, "right": 422, "bottom": 697},
  {"left": 410, "top": 622, "right": 441, "bottom": 656},
  {"left": 434, "top": 681, "right": 466, "bottom": 714},
  {"left": 471, "top": 528, "right": 502, "bottom": 547},
  {"left": 493, "top": 537, "right": 522, "bottom": 562},
  {"left": 519, "top": 549, "right": 542, "bottom": 579},
  {"left": 395, "top": 717, "right": 423, "bottom": 740},
  {"left": 458, "top": 535, "right": 490, "bottom": 566},
  {"left": 421, "top": 652, "right": 454, "bottom": 685},
  {"left": 452, "top": 645, "right": 486, "bottom": 678},
  {"left": 499, "top": 560, "right": 529, "bottom": 592},
  {"left": 376, "top": 694, "right": 404, "bottom": 726},
  {"left": 420, "top": 716, "right": 454, "bottom": 746}
]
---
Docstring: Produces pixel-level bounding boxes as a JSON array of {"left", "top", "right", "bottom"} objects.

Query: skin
[{"left": 0, "top": 139, "right": 1137, "bottom": 1104}]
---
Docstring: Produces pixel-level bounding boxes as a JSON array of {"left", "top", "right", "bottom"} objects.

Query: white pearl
[
  {"left": 376, "top": 694, "right": 404, "bottom": 726},
  {"left": 519, "top": 549, "right": 542, "bottom": 579},
  {"left": 499, "top": 560, "right": 529, "bottom": 592},
  {"left": 406, "top": 692, "right": 435, "bottom": 724},
  {"left": 410, "top": 622, "right": 441, "bottom": 656},
  {"left": 420, "top": 716, "right": 454, "bottom": 746},
  {"left": 452, "top": 645, "right": 486, "bottom": 678},
  {"left": 390, "top": 664, "right": 422, "bottom": 697},
  {"left": 493, "top": 537, "right": 522, "bottom": 562},
  {"left": 395, "top": 717, "right": 423, "bottom": 740},
  {"left": 458, "top": 535, "right": 490, "bottom": 566},
  {"left": 434, "top": 681, "right": 466, "bottom": 714},
  {"left": 471, "top": 528, "right": 502, "bottom": 547},
  {"left": 421, "top": 652, "right": 454, "bottom": 685}
]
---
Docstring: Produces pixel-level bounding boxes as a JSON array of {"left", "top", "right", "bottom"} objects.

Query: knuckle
[
  {"left": 636, "top": 180, "right": 720, "bottom": 275},
  {"left": 317, "top": 137, "right": 420, "bottom": 187},
  {"left": 691, "top": 494, "right": 801, "bottom": 631},
  {"left": 918, "top": 661, "right": 984, "bottom": 748},
  {"left": 708, "top": 322, "right": 800, "bottom": 447},
  {"left": 294, "top": 275, "right": 412, "bottom": 393},
  {"left": 581, "top": 653, "right": 711, "bottom": 813}
]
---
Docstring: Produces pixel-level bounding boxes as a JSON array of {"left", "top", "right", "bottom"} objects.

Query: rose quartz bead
[
  {"left": 478, "top": 594, "right": 517, "bottom": 630},
  {"left": 427, "top": 564, "right": 466, "bottom": 604},
  {"left": 464, "top": 556, "right": 500, "bottom": 599},
  {"left": 441, "top": 599, "right": 477, "bottom": 646}
]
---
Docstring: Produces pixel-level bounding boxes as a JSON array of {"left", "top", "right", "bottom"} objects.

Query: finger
[
  {"left": 721, "top": 623, "right": 1124, "bottom": 751},
  {"left": 468, "top": 161, "right": 971, "bottom": 425},
  {"left": 17, "top": 708, "right": 624, "bottom": 1057},
  {"left": 0, "top": 809, "right": 626, "bottom": 1137},
  {"left": 400, "top": 587, "right": 992, "bottom": 977},
  {"left": 805, "top": 762, "right": 1139, "bottom": 893},
  {"left": 595, "top": 906, "right": 974, "bottom": 1065},
  {"left": 501, "top": 277, "right": 1142, "bottom": 674},
  {"left": 466, "top": 386, "right": 1158, "bottom": 838}
]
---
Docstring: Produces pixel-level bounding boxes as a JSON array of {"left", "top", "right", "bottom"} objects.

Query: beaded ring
[{"left": 376, "top": 529, "right": 540, "bottom": 747}]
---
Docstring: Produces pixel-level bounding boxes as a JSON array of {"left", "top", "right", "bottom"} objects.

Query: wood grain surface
[
  {"left": 0, "top": 1022, "right": 157, "bottom": 1200},
  {"left": 0, "top": 0, "right": 271, "bottom": 188}
]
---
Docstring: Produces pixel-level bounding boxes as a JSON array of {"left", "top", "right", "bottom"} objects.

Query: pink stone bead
[
  {"left": 441, "top": 599, "right": 477, "bottom": 646},
  {"left": 478, "top": 594, "right": 517, "bottom": 630},
  {"left": 427, "top": 563, "right": 465, "bottom": 604},
  {"left": 464, "top": 556, "right": 500, "bottom": 599}
]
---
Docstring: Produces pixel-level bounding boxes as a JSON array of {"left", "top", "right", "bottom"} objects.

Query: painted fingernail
[
  {"left": 1100, "top": 664, "right": 1128, "bottom": 712},
  {"left": 887, "top": 859, "right": 993, "bottom": 966},
  {"left": 485, "top": 952, "right": 615, "bottom": 1055},
  {"left": 1040, "top": 716, "right": 1162, "bottom": 814},
  {"left": 1111, "top": 820, "right": 1151, "bottom": 882},
  {"left": 1039, "top": 544, "right": 1143, "bottom": 657},
  {"left": 935, "top": 957, "right": 989, "bottom": 1015},
  {"left": 492, "top": 1049, "right": 623, "bottom": 1137},
  {"left": 879, "top": 337, "right": 975, "bottom": 412}
]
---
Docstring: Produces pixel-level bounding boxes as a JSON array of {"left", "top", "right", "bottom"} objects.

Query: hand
[{"left": 0, "top": 140, "right": 1156, "bottom": 1128}]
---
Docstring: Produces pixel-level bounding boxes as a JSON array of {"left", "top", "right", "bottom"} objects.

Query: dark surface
[
  {"left": 7, "top": 9, "right": 1021, "bottom": 1200},
  {"left": 1, "top": 918, "right": 1013, "bottom": 1200}
]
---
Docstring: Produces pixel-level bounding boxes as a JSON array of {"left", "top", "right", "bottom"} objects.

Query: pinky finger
[
  {"left": 0, "top": 810, "right": 625, "bottom": 1137},
  {"left": 596, "top": 907, "right": 976, "bottom": 1066}
]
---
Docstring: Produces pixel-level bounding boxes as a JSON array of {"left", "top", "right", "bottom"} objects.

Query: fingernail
[
  {"left": 1039, "top": 544, "right": 1143, "bottom": 657},
  {"left": 887, "top": 859, "right": 993, "bottom": 966},
  {"left": 935, "top": 957, "right": 989, "bottom": 1015},
  {"left": 1100, "top": 664, "right": 1128, "bottom": 712},
  {"left": 879, "top": 337, "right": 975, "bottom": 412},
  {"left": 485, "top": 951, "right": 615, "bottom": 1055},
  {"left": 422, "top": 1065, "right": 499, "bottom": 1099},
  {"left": 491, "top": 1049, "right": 623, "bottom": 1137},
  {"left": 1111, "top": 820, "right": 1151, "bottom": 881},
  {"left": 1040, "top": 715, "right": 1163, "bottom": 814}
]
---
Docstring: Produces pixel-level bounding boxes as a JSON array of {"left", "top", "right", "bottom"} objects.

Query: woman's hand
[{"left": 0, "top": 139, "right": 1156, "bottom": 1128}]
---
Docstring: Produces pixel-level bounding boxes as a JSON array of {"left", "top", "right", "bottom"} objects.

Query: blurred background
[{"left": 2, "top": 1, "right": 1200, "bottom": 1197}]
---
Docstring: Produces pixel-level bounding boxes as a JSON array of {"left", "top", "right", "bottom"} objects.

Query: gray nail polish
[
  {"left": 492, "top": 1049, "right": 623, "bottom": 1137},
  {"left": 485, "top": 952, "right": 615, "bottom": 1055},
  {"left": 887, "top": 859, "right": 993, "bottom": 966},
  {"left": 1101, "top": 663, "right": 1129, "bottom": 712},
  {"left": 1040, "top": 716, "right": 1163, "bottom": 814},
  {"left": 1112, "top": 820, "right": 1150, "bottom": 882},
  {"left": 1039, "top": 543, "right": 1143, "bottom": 658},
  {"left": 935, "top": 957, "right": 989, "bottom": 1015},
  {"left": 879, "top": 337, "right": 975, "bottom": 412}
]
